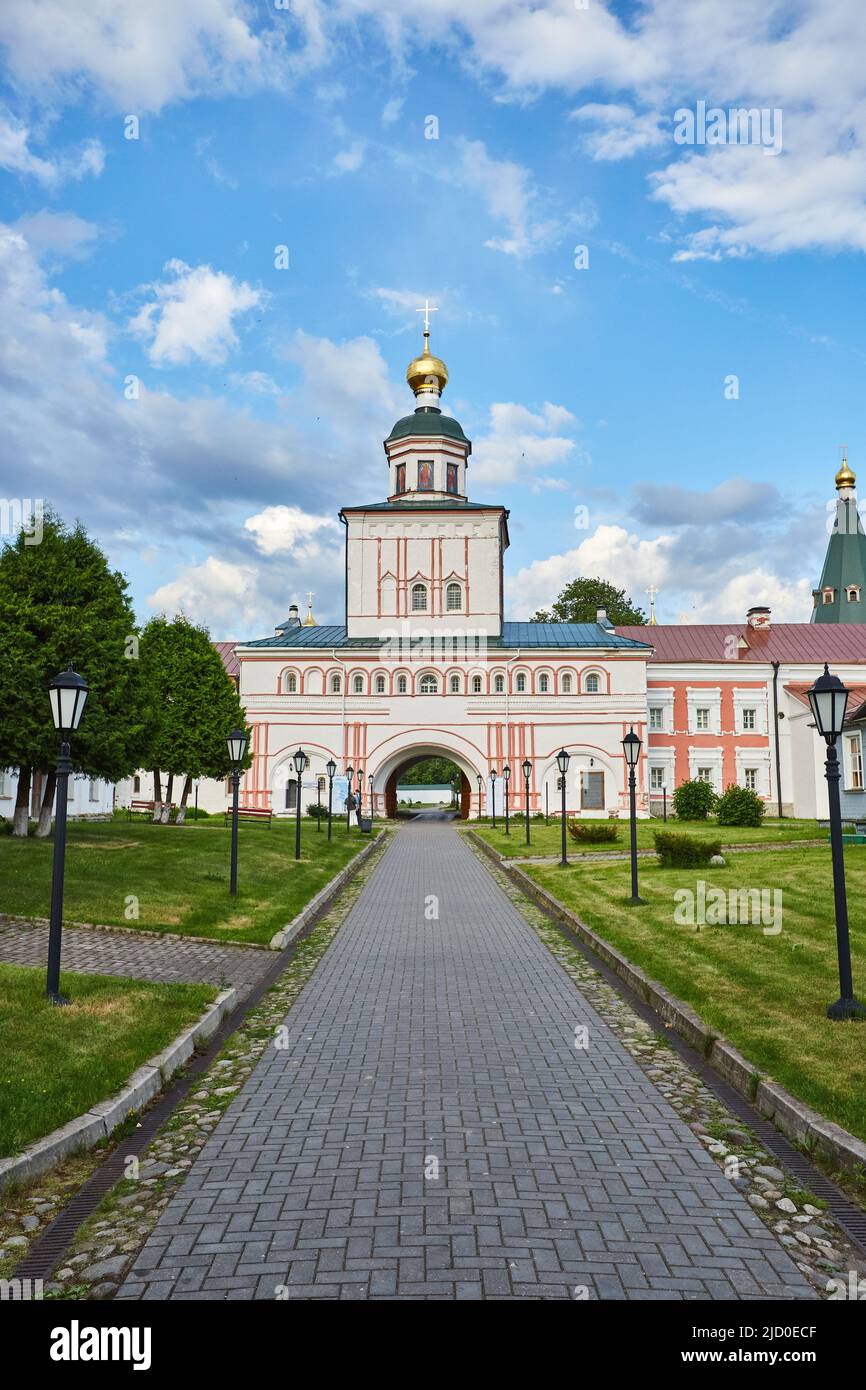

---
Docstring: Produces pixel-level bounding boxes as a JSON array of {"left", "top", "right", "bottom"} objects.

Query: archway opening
[{"left": 385, "top": 755, "right": 470, "bottom": 819}]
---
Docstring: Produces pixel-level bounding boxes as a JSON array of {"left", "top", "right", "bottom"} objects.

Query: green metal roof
[
  {"left": 239, "top": 621, "right": 652, "bottom": 651},
  {"left": 384, "top": 406, "right": 470, "bottom": 448},
  {"left": 812, "top": 497, "right": 866, "bottom": 623}
]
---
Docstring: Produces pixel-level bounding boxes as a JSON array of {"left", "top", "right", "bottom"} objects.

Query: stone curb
[
  {"left": 268, "top": 830, "right": 388, "bottom": 950},
  {"left": 468, "top": 829, "right": 866, "bottom": 1179},
  {"left": 0, "top": 987, "right": 238, "bottom": 1194},
  {"left": 465, "top": 837, "right": 826, "bottom": 867}
]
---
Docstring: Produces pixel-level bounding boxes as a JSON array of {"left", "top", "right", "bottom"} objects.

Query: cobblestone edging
[
  {"left": 268, "top": 829, "right": 387, "bottom": 949},
  {"left": 0, "top": 913, "right": 270, "bottom": 951},
  {"left": 466, "top": 834, "right": 866, "bottom": 1299},
  {"left": 462, "top": 836, "right": 826, "bottom": 867},
  {"left": 469, "top": 830, "right": 866, "bottom": 1182},
  {"left": 0, "top": 989, "right": 238, "bottom": 1195}
]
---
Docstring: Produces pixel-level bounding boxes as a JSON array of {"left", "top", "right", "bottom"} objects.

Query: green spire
[{"left": 811, "top": 455, "right": 866, "bottom": 623}]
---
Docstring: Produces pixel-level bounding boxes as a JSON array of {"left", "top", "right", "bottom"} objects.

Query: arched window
[
  {"left": 561, "top": 673, "right": 572, "bottom": 694},
  {"left": 494, "top": 673, "right": 505, "bottom": 693},
  {"left": 285, "top": 671, "right": 298, "bottom": 693},
  {"left": 585, "top": 672, "right": 600, "bottom": 693},
  {"left": 472, "top": 675, "right": 482, "bottom": 694},
  {"left": 330, "top": 673, "right": 341, "bottom": 694},
  {"left": 419, "top": 674, "right": 438, "bottom": 694},
  {"left": 397, "top": 674, "right": 408, "bottom": 694},
  {"left": 411, "top": 583, "right": 428, "bottom": 611},
  {"left": 516, "top": 672, "right": 526, "bottom": 693},
  {"left": 375, "top": 674, "right": 386, "bottom": 694},
  {"left": 353, "top": 674, "right": 364, "bottom": 694},
  {"left": 538, "top": 673, "right": 550, "bottom": 693},
  {"left": 446, "top": 582, "right": 462, "bottom": 611},
  {"left": 449, "top": 675, "right": 460, "bottom": 693}
]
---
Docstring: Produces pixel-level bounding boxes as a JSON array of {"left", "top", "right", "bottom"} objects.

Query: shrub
[
  {"left": 672, "top": 779, "right": 718, "bottom": 821},
  {"left": 654, "top": 831, "right": 722, "bottom": 868},
  {"left": 567, "top": 822, "right": 620, "bottom": 844},
  {"left": 715, "top": 783, "right": 765, "bottom": 827}
]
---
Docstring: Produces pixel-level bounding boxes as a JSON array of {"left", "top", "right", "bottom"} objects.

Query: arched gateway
[{"left": 374, "top": 742, "right": 480, "bottom": 820}]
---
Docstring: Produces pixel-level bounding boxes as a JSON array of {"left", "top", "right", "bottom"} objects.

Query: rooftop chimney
[
  {"left": 596, "top": 608, "right": 614, "bottom": 630},
  {"left": 746, "top": 606, "right": 771, "bottom": 631},
  {"left": 275, "top": 604, "right": 302, "bottom": 636}
]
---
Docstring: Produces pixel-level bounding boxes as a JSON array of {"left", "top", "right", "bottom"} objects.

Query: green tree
[
  {"left": 399, "top": 757, "right": 461, "bottom": 786},
  {"left": 531, "top": 577, "right": 648, "bottom": 625},
  {"left": 0, "top": 511, "right": 152, "bottom": 836},
  {"left": 139, "top": 616, "right": 249, "bottom": 823}
]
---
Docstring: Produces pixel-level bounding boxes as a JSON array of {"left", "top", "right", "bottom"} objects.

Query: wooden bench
[
  {"left": 127, "top": 799, "right": 176, "bottom": 820},
  {"left": 223, "top": 806, "right": 273, "bottom": 827}
]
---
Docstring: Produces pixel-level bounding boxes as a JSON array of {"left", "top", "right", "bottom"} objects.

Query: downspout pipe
[{"left": 771, "top": 661, "right": 783, "bottom": 819}]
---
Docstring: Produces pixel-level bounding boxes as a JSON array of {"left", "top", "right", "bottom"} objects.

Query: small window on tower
[
  {"left": 446, "top": 582, "right": 462, "bottom": 611},
  {"left": 846, "top": 585, "right": 861, "bottom": 603},
  {"left": 447, "top": 463, "right": 458, "bottom": 494},
  {"left": 395, "top": 463, "right": 406, "bottom": 493},
  {"left": 823, "top": 587, "right": 836, "bottom": 605}
]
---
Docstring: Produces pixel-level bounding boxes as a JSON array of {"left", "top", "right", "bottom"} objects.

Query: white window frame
[
  {"left": 845, "top": 732, "right": 864, "bottom": 791},
  {"left": 352, "top": 674, "right": 364, "bottom": 694},
  {"left": 445, "top": 582, "right": 462, "bottom": 611},
  {"left": 687, "top": 688, "right": 722, "bottom": 735},
  {"left": 560, "top": 673, "right": 573, "bottom": 694},
  {"left": 411, "top": 583, "right": 428, "bottom": 611},
  {"left": 471, "top": 675, "right": 482, "bottom": 694},
  {"left": 419, "top": 674, "right": 438, "bottom": 695},
  {"left": 649, "top": 706, "right": 664, "bottom": 731},
  {"left": 493, "top": 673, "right": 505, "bottom": 693},
  {"left": 583, "top": 671, "right": 600, "bottom": 694},
  {"left": 538, "top": 672, "right": 550, "bottom": 693},
  {"left": 649, "top": 767, "right": 665, "bottom": 791},
  {"left": 330, "top": 673, "right": 341, "bottom": 694},
  {"left": 397, "top": 674, "right": 408, "bottom": 694},
  {"left": 449, "top": 674, "right": 460, "bottom": 694},
  {"left": 375, "top": 674, "right": 386, "bottom": 694},
  {"left": 515, "top": 672, "right": 527, "bottom": 693}
]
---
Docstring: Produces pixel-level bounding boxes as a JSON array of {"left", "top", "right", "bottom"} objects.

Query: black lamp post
[
  {"left": 291, "top": 747, "right": 307, "bottom": 860},
  {"left": 622, "top": 726, "right": 645, "bottom": 906},
  {"left": 227, "top": 726, "right": 248, "bottom": 898},
  {"left": 326, "top": 758, "right": 336, "bottom": 840},
  {"left": 808, "top": 665, "right": 866, "bottom": 1020},
  {"left": 46, "top": 665, "right": 89, "bottom": 1004},
  {"left": 356, "top": 766, "right": 363, "bottom": 824},
  {"left": 477, "top": 773, "right": 483, "bottom": 820},
  {"left": 522, "top": 758, "right": 532, "bottom": 845},
  {"left": 490, "top": 768, "right": 498, "bottom": 830},
  {"left": 503, "top": 764, "right": 511, "bottom": 835},
  {"left": 368, "top": 773, "right": 373, "bottom": 818},
  {"left": 557, "top": 748, "right": 570, "bottom": 866},
  {"left": 315, "top": 773, "right": 322, "bottom": 831},
  {"left": 346, "top": 765, "right": 354, "bottom": 831}
]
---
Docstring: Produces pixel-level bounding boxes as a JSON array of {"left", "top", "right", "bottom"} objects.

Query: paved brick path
[
  {"left": 119, "top": 825, "right": 813, "bottom": 1301},
  {"left": 0, "top": 916, "right": 272, "bottom": 999}
]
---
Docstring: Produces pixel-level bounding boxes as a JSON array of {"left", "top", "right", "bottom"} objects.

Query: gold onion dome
[
  {"left": 406, "top": 330, "right": 448, "bottom": 397},
  {"left": 835, "top": 452, "right": 856, "bottom": 491}
]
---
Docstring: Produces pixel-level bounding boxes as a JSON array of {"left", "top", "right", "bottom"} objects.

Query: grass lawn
[
  {"left": 0, "top": 818, "right": 371, "bottom": 945},
  {"left": 0, "top": 962, "right": 216, "bottom": 1157},
  {"left": 470, "top": 816, "right": 824, "bottom": 859},
  {"left": 523, "top": 845, "right": 866, "bottom": 1142}
]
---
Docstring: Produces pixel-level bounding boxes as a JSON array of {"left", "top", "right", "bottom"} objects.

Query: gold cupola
[
  {"left": 835, "top": 450, "right": 856, "bottom": 491},
  {"left": 406, "top": 327, "right": 448, "bottom": 398}
]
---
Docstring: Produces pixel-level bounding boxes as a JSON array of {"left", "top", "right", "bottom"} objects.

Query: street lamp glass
[
  {"left": 48, "top": 665, "right": 89, "bottom": 734},
  {"left": 346, "top": 765, "right": 354, "bottom": 784},
  {"left": 503, "top": 764, "right": 511, "bottom": 783},
  {"left": 622, "top": 727, "right": 642, "bottom": 768},
  {"left": 556, "top": 748, "right": 570, "bottom": 775},
  {"left": 227, "top": 727, "right": 247, "bottom": 766},
  {"left": 808, "top": 664, "right": 849, "bottom": 742},
  {"left": 291, "top": 747, "right": 307, "bottom": 776},
  {"left": 522, "top": 758, "right": 532, "bottom": 781},
  {"left": 491, "top": 767, "right": 497, "bottom": 779},
  {"left": 326, "top": 759, "right": 337, "bottom": 779}
]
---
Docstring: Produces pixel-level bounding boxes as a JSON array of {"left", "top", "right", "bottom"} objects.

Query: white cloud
[
  {"left": 679, "top": 571, "right": 814, "bottom": 625},
  {"left": 0, "top": 0, "right": 281, "bottom": 113},
  {"left": 382, "top": 96, "right": 404, "bottom": 125},
  {"left": 128, "top": 259, "right": 262, "bottom": 365},
  {"left": 332, "top": 140, "right": 366, "bottom": 173},
  {"left": 147, "top": 556, "right": 261, "bottom": 633},
  {"left": 451, "top": 137, "right": 569, "bottom": 258},
  {"left": 473, "top": 401, "right": 582, "bottom": 486},
  {"left": 282, "top": 329, "right": 399, "bottom": 435},
  {"left": 570, "top": 103, "right": 666, "bottom": 162},
  {"left": 0, "top": 112, "right": 104, "bottom": 185},
  {"left": 13, "top": 209, "right": 102, "bottom": 262},
  {"left": 244, "top": 504, "right": 340, "bottom": 558}
]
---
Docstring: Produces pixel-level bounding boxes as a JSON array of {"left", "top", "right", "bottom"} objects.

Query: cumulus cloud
[
  {"left": 13, "top": 209, "right": 102, "bottom": 262},
  {"left": 570, "top": 103, "right": 666, "bottom": 162},
  {"left": 128, "top": 259, "right": 262, "bottom": 366},
  {"left": 451, "top": 137, "right": 577, "bottom": 258},
  {"left": 147, "top": 556, "right": 261, "bottom": 633},
  {"left": 472, "top": 401, "right": 584, "bottom": 487},
  {"left": 0, "top": 112, "right": 104, "bottom": 185},
  {"left": 332, "top": 140, "right": 365, "bottom": 173},
  {"left": 631, "top": 478, "right": 783, "bottom": 527},
  {"left": 244, "top": 504, "right": 341, "bottom": 558}
]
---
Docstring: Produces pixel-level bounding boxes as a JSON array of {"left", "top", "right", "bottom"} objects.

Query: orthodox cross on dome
[
  {"left": 645, "top": 585, "right": 659, "bottom": 626},
  {"left": 416, "top": 298, "right": 438, "bottom": 348},
  {"left": 303, "top": 591, "right": 317, "bottom": 627}
]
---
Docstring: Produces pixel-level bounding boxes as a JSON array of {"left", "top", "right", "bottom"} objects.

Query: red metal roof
[
  {"left": 616, "top": 623, "right": 866, "bottom": 664},
  {"left": 214, "top": 641, "right": 239, "bottom": 680}
]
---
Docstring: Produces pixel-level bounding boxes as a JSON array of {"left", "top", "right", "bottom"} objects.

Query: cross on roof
[{"left": 416, "top": 299, "right": 438, "bottom": 334}]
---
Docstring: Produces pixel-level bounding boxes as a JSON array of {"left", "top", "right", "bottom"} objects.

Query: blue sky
[{"left": 0, "top": 1, "right": 864, "bottom": 637}]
